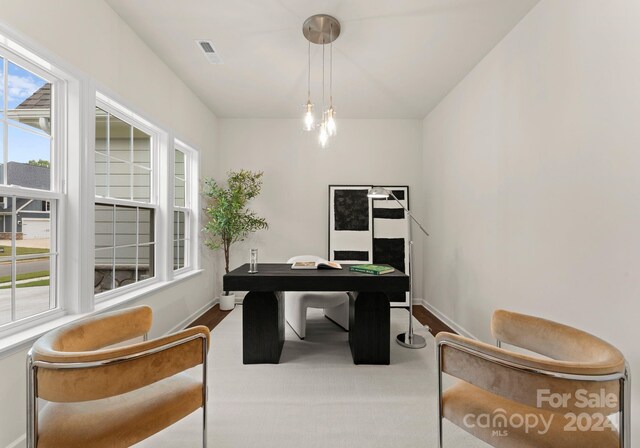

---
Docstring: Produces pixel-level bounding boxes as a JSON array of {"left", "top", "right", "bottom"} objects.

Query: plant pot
[{"left": 220, "top": 293, "right": 235, "bottom": 311}]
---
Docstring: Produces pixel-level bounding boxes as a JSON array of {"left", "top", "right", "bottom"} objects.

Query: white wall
[
  {"left": 422, "top": 0, "right": 638, "bottom": 440},
  {"left": 217, "top": 118, "right": 425, "bottom": 298},
  {"left": 0, "top": 1, "right": 218, "bottom": 446}
]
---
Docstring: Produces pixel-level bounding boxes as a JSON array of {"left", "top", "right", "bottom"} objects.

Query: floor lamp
[{"left": 367, "top": 187, "right": 429, "bottom": 349}]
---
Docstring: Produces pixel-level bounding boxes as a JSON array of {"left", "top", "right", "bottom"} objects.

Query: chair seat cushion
[
  {"left": 38, "top": 373, "right": 203, "bottom": 448},
  {"left": 443, "top": 381, "right": 620, "bottom": 448},
  {"left": 295, "top": 291, "right": 348, "bottom": 308}
]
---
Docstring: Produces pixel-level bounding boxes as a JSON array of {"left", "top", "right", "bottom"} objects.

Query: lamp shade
[{"left": 367, "top": 187, "right": 389, "bottom": 199}]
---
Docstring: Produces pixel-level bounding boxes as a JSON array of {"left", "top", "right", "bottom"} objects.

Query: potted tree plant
[{"left": 203, "top": 170, "right": 269, "bottom": 310}]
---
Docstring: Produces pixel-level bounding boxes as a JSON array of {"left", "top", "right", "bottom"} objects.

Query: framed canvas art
[{"left": 328, "top": 185, "right": 410, "bottom": 307}]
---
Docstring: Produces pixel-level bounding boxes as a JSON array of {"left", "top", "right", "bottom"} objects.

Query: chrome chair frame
[
  {"left": 436, "top": 338, "right": 630, "bottom": 448},
  {"left": 26, "top": 332, "right": 209, "bottom": 448}
]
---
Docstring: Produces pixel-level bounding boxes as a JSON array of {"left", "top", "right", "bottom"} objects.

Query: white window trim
[
  {"left": 0, "top": 42, "right": 67, "bottom": 337},
  {"left": 0, "top": 22, "right": 94, "bottom": 321},
  {"left": 94, "top": 95, "right": 161, "bottom": 300},
  {"left": 173, "top": 140, "right": 200, "bottom": 274}
]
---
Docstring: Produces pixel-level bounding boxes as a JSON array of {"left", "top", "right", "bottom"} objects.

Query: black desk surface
[{"left": 223, "top": 263, "right": 410, "bottom": 292}]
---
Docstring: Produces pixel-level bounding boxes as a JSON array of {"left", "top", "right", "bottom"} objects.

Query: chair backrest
[
  {"left": 438, "top": 310, "right": 625, "bottom": 414},
  {"left": 30, "top": 305, "right": 210, "bottom": 402},
  {"left": 287, "top": 255, "right": 324, "bottom": 263},
  {"left": 36, "top": 306, "right": 153, "bottom": 354},
  {"left": 491, "top": 309, "right": 625, "bottom": 371}
]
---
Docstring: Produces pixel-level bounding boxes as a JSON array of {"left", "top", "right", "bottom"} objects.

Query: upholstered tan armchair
[
  {"left": 436, "top": 310, "right": 629, "bottom": 448},
  {"left": 26, "top": 305, "right": 210, "bottom": 448}
]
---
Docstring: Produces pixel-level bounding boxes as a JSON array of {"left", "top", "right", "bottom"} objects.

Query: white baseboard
[
  {"left": 5, "top": 434, "right": 25, "bottom": 448},
  {"left": 168, "top": 292, "right": 247, "bottom": 334},
  {"left": 416, "top": 299, "right": 478, "bottom": 340},
  {"left": 166, "top": 299, "right": 218, "bottom": 334}
]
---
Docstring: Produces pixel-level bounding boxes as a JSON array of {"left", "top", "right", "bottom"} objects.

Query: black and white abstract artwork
[
  {"left": 328, "top": 186, "right": 373, "bottom": 264},
  {"left": 328, "top": 185, "right": 410, "bottom": 306}
]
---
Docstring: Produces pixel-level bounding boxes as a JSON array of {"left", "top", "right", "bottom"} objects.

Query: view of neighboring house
[
  {"left": 0, "top": 82, "right": 51, "bottom": 240},
  {"left": 0, "top": 162, "right": 51, "bottom": 238}
]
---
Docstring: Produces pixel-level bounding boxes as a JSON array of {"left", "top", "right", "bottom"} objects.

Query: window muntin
[
  {"left": 94, "top": 102, "right": 156, "bottom": 296},
  {"left": 0, "top": 52, "right": 59, "bottom": 329}
]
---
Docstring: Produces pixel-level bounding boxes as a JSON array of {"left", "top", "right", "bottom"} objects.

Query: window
[
  {"left": 94, "top": 104, "right": 155, "bottom": 295},
  {"left": 0, "top": 30, "right": 202, "bottom": 343},
  {"left": 173, "top": 146, "right": 190, "bottom": 271},
  {"left": 0, "top": 52, "right": 60, "bottom": 328}
]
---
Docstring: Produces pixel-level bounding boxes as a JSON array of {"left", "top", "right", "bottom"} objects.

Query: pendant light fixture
[
  {"left": 303, "top": 27, "right": 315, "bottom": 131},
  {"left": 302, "top": 14, "right": 340, "bottom": 147}
]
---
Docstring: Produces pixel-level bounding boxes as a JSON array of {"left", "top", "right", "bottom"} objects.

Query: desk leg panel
[
  {"left": 349, "top": 291, "right": 390, "bottom": 365},
  {"left": 243, "top": 291, "right": 285, "bottom": 364}
]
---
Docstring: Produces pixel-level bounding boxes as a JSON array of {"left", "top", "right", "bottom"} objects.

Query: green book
[{"left": 349, "top": 264, "right": 395, "bottom": 275}]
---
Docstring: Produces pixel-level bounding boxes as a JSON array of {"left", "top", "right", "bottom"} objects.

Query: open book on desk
[{"left": 291, "top": 260, "right": 342, "bottom": 270}]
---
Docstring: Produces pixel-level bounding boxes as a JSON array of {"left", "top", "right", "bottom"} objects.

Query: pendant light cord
[
  {"left": 322, "top": 36, "right": 325, "bottom": 121},
  {"left": 330, "top": 23, "right": 333, "bottom": 107},
  {"left": 307, "top": 27, "right": 311, "bottom": 101}
]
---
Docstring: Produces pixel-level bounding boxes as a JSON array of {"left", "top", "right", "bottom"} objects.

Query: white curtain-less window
[
  {"left": 0, "top": 55, "right": 59, "bottom": 328},
  {"left": 173, "top": 147, "right": 190, "bottom": 271},
  {"left": 94, "top": 105, "right": 155, "bottom": 296}
]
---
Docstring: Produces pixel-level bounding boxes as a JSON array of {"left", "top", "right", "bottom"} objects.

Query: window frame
[
  {"left": 0, "top": 44, "right": 67, "bottom": 336},
  {"left": 173, "top": 141, "right": 198, "bottom": 274},
  {"left": 93, "top": 95, "right": 161, "bottom": 301}
]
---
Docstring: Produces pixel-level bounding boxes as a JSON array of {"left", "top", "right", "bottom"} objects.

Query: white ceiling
[{"left": 106, "top": 0, "right": 539, "bottom": 119}]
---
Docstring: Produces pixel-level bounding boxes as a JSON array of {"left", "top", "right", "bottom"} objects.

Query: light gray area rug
[{"left": 136, "top": 307, "right": 489, "bottom": 447}]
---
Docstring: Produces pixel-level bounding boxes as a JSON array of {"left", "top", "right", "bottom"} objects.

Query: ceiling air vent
[{"left": 196, "top": 40, "right": 223, "bottom": 64}]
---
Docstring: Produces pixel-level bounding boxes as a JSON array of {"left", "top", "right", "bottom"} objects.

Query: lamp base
[{"left": 396, "top": 332, "right": 427, "bottom": 349}]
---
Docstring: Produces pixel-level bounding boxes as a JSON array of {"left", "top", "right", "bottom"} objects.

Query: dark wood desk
[{"left": 223, "top": 263, "right": 410, "bottom": 365}]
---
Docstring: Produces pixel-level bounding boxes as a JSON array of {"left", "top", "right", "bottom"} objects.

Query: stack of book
[{"left": 348, "top": 264, "right": 395, "bottom": 275}]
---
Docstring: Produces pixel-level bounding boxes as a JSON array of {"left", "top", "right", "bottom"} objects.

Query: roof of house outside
[
  {"left": 0, "top": 162, "right": 50, "bottom": 190},
  {"left": 15, "top": 84, "right": 51, "bottom": 110}
]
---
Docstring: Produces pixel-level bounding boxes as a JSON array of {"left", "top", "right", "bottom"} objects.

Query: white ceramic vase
[{"left": 220, "top": 293, "right": 235, "bottom": 311}]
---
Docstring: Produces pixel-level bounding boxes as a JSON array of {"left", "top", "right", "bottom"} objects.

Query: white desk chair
[{"left": 285, "top": 255, "right": 349, "bottom": 339}]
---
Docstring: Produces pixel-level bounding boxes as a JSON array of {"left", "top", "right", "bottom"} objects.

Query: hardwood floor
[
  {"left": 412, "top": 306, "right": 457, "bottom": 337},
  {"left": 187, "top": 304, "right": 233, "bottom": 330},
  {"left": 188, "top": 303, "right": 457, "bottom": 337}
]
